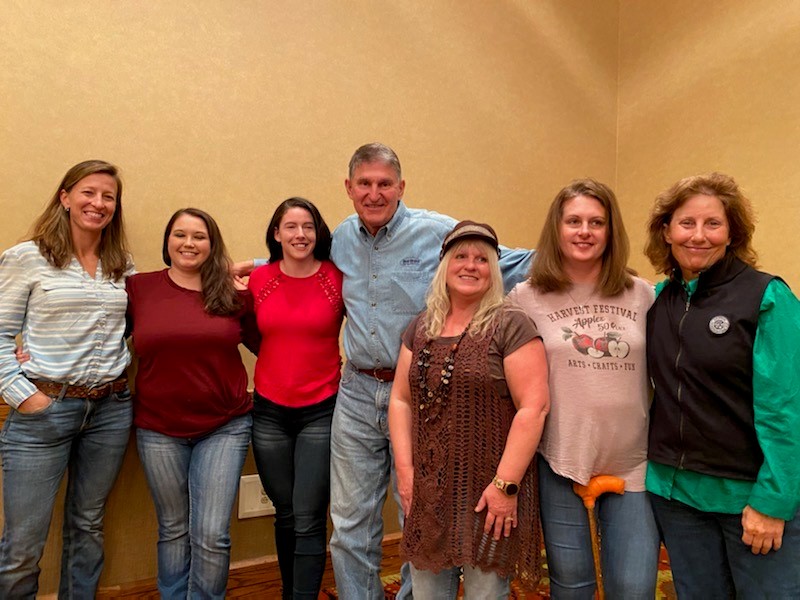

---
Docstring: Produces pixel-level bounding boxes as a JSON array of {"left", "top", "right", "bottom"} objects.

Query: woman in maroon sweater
[
  {"left": 248, "top": 198, "right": 344, "bottom": 600},
  {"left": 126, "top": 208, "right": 258, "bottom": 600}
]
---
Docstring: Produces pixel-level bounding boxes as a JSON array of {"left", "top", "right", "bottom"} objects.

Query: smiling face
[
  {"left": 274, "top": 206, "right": 317, "bottom": 263},
  {"left": 167, "top": 213, "right": 211, "bottom": 273},
  {"left": 664, "top": 194, "right": 730, "bottom": 281},
  {"left": 345, "top": 160, "right": 405, "bottom": 235},
  {"left": 558, "top": 195, "right": 608, "bottom": 271},
  {"left": 59, "top": 173, "right": 118, "bottom": 236},
  {"left": 445, "top": 241, "right": 492, "bottom": 302}
]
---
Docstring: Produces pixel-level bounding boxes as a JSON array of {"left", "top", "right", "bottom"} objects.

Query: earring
[{"left": 64, "top": 206, "right": 70, "bottom": 212}]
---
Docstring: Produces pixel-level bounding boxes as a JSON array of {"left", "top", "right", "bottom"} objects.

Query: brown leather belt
[
  {"left": 355, "top": 368, "right": 396, "bottom": 383},
  {"left": 32, "top": 375, "right": 128, "bottom": 400}
]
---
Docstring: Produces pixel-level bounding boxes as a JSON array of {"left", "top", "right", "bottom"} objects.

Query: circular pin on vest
[{"left": 709, "top": 315, "right": 730, "bottom": 335}]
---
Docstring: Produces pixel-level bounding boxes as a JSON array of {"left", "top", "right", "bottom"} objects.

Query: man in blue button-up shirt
[{"left": 328, "top": 143, "right": 533, "bottom": 599}]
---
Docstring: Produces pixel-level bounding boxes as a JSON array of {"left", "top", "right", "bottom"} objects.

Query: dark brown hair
[
  {"left": 266, "top": 197, "right": 331, "bottom": 262},
  {"left": 162, "top": 208, "right": 241, "bottom": 315}
]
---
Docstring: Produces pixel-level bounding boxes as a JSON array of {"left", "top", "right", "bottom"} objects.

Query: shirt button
[
  {"left": 372, "top": 274, "right": 377, "bottom": 279},
  {"left": 371, "top": 330, "right": 376, "bottom": 336},
  {"left": 371, "top": 302, "right": 377, "bottom": 307}
]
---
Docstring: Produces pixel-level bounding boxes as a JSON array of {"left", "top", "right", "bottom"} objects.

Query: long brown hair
[
  {"left": 528, "top": 178, "right": 634, "bottom": 296},
  {"left": 30, "top": 160, "right": 131, "bottom": 281},
  {"left": 162, "top": 208, "right": 242, "bottom": 316},
  {"left": 645, "top": 172, "right": 757, "bottom": 276}
]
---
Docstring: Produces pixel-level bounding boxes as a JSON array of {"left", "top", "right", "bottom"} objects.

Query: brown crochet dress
[{"left": 401, "top": 310, "right": 543, "bottom": 590}]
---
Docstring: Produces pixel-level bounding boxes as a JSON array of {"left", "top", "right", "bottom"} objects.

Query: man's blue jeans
[
  {"left": 136, "top": 413, "right": 251, "bottom": 600},
  {"left": 251, "top": 392, "right": 334, "bottom": 600},
  {"left": 650, "top": 493, "right": 800, "bottom": 599},
  {"left": 0, "top": 389, "right": 133, "bottom": 599},
  {"left": 329, "top": 363, "right": 412, "bottom": 600},
  {"left": 538, "top": 455, "right": 659, "bottom": 599}
]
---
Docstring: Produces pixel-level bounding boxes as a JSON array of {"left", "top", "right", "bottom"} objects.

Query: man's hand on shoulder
[{"left": 232, "top": 260, "right": 255, "bottom": 278}]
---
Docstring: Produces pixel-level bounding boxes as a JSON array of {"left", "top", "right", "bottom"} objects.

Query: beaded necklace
[{"left": 416, "top": 322, "right": 471, "bottom": 423}]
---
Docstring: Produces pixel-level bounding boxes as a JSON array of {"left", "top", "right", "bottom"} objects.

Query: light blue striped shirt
[{"left": 0, "top": 241, "right": 132, "bottom": 408}]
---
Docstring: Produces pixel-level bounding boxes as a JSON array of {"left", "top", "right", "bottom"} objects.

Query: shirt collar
[{"left": 358, "top": 201, "right": 408, "bottom": 239}]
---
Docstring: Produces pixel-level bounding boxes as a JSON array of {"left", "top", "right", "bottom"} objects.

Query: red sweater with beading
[{"left": 248, "top": 260, "right": 344, "bottom": 407}]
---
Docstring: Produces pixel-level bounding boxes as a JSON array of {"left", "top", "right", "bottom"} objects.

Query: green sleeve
[{"left": 748, "top": 279, "right": 800, "bottom": 520}]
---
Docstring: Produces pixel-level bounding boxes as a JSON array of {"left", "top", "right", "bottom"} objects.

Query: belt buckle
[{"left": 372, "top": 369, "right": 389, "bottom": 383}]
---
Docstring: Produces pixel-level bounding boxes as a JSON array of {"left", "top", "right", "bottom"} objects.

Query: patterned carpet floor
[{"left": 323, "top": 545, "right": 675, "bottom": 599}]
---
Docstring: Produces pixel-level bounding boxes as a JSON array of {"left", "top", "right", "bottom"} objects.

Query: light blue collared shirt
[{"left": 330, "top": 202, "right": 533, "bottom": 370}]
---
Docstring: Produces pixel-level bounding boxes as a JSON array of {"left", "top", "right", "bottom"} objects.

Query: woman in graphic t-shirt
[{"left": 507, "top": 179, "right": 659, "bottom": 599}]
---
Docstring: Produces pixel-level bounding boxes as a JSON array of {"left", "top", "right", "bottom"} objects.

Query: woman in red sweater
[
  {"left": 127, "top": 208, "right": 258, "bottom": 599},
  {"left": 248, "top": 198, "right": 344, "bottom": 600}
]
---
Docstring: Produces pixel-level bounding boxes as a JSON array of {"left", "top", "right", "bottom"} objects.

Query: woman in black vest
[{"left": 644, "top": 172, "right": 800, "bottom": 598}]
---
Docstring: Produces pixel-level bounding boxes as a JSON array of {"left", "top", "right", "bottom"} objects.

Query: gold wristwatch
[{"left": 492, "top": 475, "right": 519, "bottom": 497}]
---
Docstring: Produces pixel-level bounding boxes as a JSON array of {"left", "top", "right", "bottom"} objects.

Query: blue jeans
[
  {"left": 411, "top": 565, "right": 509, "bottom": 599},
  {"left": 0, "top": 388, "right": 133, "bottom": 599},
  {"left": 538, "top": 455, "right": 659, "bottom": 599},
  {"left": 136, "top": 413, "right": 252, "bottom": 600},
  {"left": 329, "top": 363, "right": 412, "bottom": 600},
  {"left": 650, "top": 494, "right": 800, "bottom": 599},
  {"left": 251, "top": 392, "right": 334, "bottom": 600}
]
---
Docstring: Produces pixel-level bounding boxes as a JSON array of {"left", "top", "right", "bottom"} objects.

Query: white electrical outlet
[{"left": 238, "top": 474, "right": 276, "bottom": 519}]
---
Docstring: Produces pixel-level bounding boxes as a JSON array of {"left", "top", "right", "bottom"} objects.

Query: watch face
[{"left": 505, "top": 482, "right": 519, "bottom": 496}]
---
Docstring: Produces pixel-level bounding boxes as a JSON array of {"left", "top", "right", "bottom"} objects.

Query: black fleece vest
[{"left": 646, "top": 254, "right": 775, "bottom": 480}]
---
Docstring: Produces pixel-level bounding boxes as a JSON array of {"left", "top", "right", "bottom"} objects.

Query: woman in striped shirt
[{"left": 0, "top": 160, "right": 133, "bottom": 598}]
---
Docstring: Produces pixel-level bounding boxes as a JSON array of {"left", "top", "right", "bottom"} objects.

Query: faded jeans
[
  {"left": 329, "top": 363, "right": 412, "bottom": 600},
  {"left": 411, "top": 564, "right": 509, "bottom": 599},
  {"left": 0, "top": 389, "right": 133, "bottom": 599},
  {"left": 538, "top": 455, "right": 659, "bottom": 599},
  {"left": 136, "top": 413, "right": 251, "bottom": 600}
]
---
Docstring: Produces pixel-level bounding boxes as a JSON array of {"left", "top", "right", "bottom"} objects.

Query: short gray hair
[{"left": 348, "top": 143, "right": 402, "bottom": 180}]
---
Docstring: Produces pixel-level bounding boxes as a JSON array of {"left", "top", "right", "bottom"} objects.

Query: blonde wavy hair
[{"left": 423, "top": 240, "right": 504, "bottom": 339}]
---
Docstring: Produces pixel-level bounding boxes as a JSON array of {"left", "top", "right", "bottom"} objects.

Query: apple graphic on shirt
[
  {"left": 586, "top": 346, "right": 605, "bottom": 358},
  {"left": 593, "top": 336, "right": 610, "bottom": 355},
  {"left": 608, "top": 340, "right": 630, "bottom": 358},
  {"left": 571, "top": 334, "right": 593, "bottom": 355}
]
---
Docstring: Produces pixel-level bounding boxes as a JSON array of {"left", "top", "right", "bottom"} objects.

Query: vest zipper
[{"left": 675, "top": 296, "right": 691, "bottom": 469}]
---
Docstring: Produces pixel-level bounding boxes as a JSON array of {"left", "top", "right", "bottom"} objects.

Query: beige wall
[
  {"left": 0, "top": 1, "right": 619, "bottom": 592},
  {"left": 617, "top": 0, "right": 800, "bottom": 289},
  {"left": 5, "top": 0, "right": 799, "bottom": 593}
]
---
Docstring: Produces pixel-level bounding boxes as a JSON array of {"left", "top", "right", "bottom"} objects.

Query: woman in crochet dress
[{"left": 389, "top": 220, "right": 549, "bottom": 597}]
